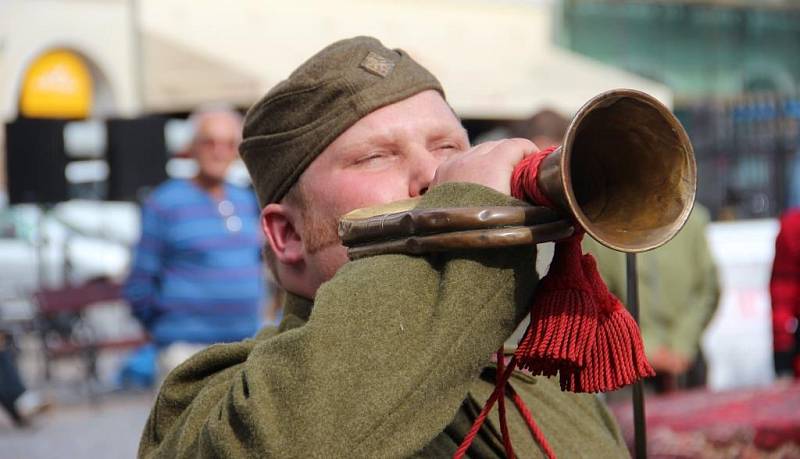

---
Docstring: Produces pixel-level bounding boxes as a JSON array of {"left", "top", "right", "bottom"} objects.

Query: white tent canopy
[{"left": 140, "top": 0, "right": 672, "bottom": 118}]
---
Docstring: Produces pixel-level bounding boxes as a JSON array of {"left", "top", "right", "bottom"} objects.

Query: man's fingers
[
  {"left": 432, "top": 138, "right": 543, "bottom": 195},
  {"left": 521, "top": 140, "right": 541, "bottom": 158},
  {"left": 471, "top": 138, "right": 540, "bottom": 161}
]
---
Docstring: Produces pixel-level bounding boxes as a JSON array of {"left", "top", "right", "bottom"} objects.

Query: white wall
[{"left": 703, "top": 219, "right": 779, "bottom": 391}]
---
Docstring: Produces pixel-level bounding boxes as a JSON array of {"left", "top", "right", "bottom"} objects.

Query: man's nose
[
  {"left": 408, "top": 148, "right": 442, "bottom": 197},
  {"left": 211, "top": 139, "right": 237, "bottom": 157}
]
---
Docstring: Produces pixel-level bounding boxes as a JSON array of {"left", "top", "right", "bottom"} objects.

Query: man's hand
[
  {"left": 649, "top": 347, "right": 690, "bottom": 375},
  {"left": 431, "top": 139, "right": 540, "bottom": 195}
]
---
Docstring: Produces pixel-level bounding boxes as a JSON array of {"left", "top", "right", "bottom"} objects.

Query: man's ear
[{"left": 261, "top": 203, "right": 304, "bottom": 264}]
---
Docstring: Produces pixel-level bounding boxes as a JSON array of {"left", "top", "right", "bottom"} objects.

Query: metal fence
[{"left": 675, "top": 93, "right": 800, "bottom": 220}]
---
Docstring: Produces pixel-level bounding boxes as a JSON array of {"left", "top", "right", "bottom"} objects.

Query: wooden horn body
[{"left": 536, "top": 89, "right": 696, "bottom": 252}]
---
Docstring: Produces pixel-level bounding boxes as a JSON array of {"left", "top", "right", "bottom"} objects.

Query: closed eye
[
  {"left": 356, "top": 153, "right": 385, "bottom": 163},
  {"left": 351, "top": 151, "right": 396, "bottom": 168},
  {"left": 433, "top": 142, "right": 466, "bottom": 158}
]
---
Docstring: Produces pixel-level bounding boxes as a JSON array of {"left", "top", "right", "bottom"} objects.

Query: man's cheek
[
  {"left": 356, "top": 185, "right": 405, "bottom": 209},
  {"left": 332, "top": 189, "right": 375, "bottom": 213}
]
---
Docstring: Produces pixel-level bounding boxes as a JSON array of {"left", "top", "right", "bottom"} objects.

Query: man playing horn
[{"left": 138, "top": 36, "right": 629, "bottom": 458}]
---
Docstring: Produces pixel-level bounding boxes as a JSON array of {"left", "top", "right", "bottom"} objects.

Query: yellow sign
[{"left": 20, "top": 50, "right": 93, "bottom": 119}]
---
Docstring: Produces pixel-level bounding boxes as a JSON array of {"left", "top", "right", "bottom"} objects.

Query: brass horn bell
[{"left": 536, "top": 89, "right": 696, "bottom": 252}]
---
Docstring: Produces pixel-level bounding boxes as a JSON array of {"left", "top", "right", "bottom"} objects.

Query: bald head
[{"left": 188, "top": 106, "right": 243, "bottom": 184}]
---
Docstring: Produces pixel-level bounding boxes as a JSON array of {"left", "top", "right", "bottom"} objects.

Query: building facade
[{"left": 558, "top": 0, "right": 800, "bottom": 219}]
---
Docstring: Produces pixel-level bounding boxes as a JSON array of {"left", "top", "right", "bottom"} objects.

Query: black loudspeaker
[
  {"left": 106, "top": 117, "right": 169, "bottom": 202},
  {"left": 6, "top": 118, "right": 69, "bottom": 205}
]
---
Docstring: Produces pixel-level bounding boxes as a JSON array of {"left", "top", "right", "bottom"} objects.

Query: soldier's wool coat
[{"left": 139, "top": 183, "right": 628, "bottom": 458}]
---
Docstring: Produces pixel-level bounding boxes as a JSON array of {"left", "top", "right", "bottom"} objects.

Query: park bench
[{"left": 33, "top": 278, "right": 148, "bottom": 390}]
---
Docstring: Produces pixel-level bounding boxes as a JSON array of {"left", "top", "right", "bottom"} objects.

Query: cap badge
[{"left": 360, "top": 51, "right": 395, "bottom": 78}]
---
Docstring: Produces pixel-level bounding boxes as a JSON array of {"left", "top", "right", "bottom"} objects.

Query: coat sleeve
[
  {"left": 770, "top": 211, "right": 800, "bottom": 376},
  {"left": 670, "top": 207, "right": 720, "bottom": 359},
  {"left": 139, "top": 182, "right": 538, "bottom": 458}
]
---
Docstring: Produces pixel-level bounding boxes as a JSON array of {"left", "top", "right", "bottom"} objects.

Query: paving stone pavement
[{"left": 0, "top": 392, "right": 153, "bottom": 459}]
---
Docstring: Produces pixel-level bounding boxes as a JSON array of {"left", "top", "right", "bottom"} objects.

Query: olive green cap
[{"left": 240, "top": 36, "right": 445, "bottom": 206}]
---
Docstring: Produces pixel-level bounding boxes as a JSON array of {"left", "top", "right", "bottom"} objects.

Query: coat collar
[{"left": 277, "top": 292, "right": 314, "bottom": 333}]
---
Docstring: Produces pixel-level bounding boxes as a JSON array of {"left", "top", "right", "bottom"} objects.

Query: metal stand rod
[{"left": 626, "top": 253, "right": 647, "bottom": 459}]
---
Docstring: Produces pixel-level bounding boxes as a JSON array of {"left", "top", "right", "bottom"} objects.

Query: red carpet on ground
[{"left": 608, "top": 381, "right": 800, "bottom": 458}]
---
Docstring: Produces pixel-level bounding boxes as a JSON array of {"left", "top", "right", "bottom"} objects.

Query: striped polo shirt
[{"left": 124, "top": 179, "right": 266, "bottom": 345}]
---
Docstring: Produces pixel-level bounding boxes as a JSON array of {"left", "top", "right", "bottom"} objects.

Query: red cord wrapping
[{"left": 510, "top": 146, "right": 559, "bottom": 209}]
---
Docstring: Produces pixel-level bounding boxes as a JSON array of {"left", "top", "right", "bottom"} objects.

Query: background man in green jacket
[{"left": 138, "top": 36, "right": 629, "bottom": 458}]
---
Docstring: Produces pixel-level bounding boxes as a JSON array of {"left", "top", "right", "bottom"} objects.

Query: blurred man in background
[
  {"left": 123, "top": 105, "right": 266, "bottom": 379},
  {"left": 770, "top": 209, "right": 800, "bottom": 379},
  {"left": 510, "top": 108, "right": 570, "bottom": 149}
]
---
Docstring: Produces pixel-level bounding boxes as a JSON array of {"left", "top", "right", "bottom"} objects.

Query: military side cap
[{"left": 240, "top": 36, "right": 445, "bottom": 206}]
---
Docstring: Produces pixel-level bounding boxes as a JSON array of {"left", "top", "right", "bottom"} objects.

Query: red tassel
[
  {"left": 508, "top": 145, "right": 654, "bottom": 393},
  {"left": 514, "top": 234, "right": 598, "bottom": 389},
  {"left": 577, "top": 255, "right": 655, "bottom": 392}
]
